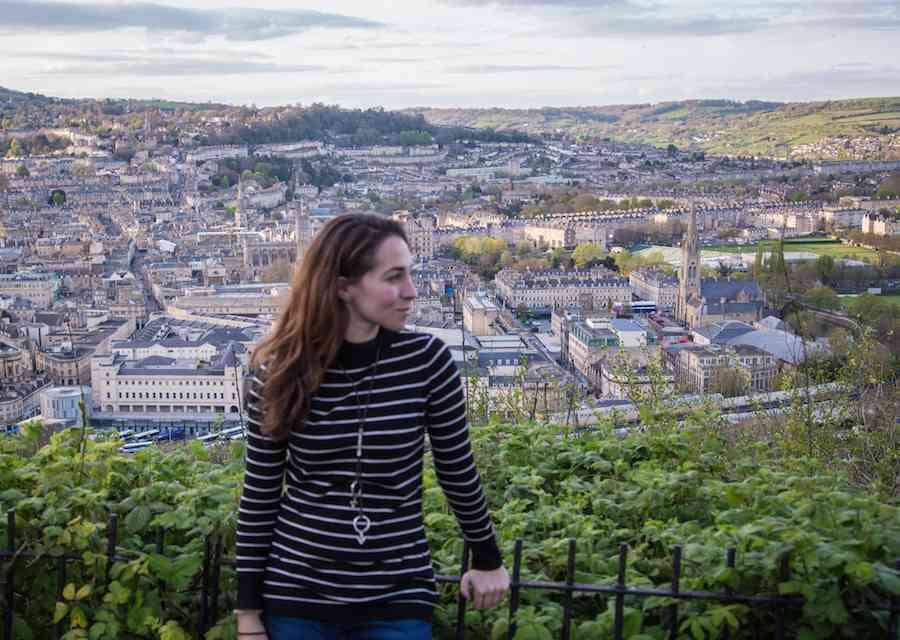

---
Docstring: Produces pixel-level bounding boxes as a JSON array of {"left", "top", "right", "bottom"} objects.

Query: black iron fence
[{"left": 3, "top": 510, "right": 899, "bottom": 640}]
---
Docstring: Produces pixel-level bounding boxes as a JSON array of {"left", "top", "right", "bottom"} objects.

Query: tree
[
  {"left": 803, "top": 285, "right": 841, "bottom": 310},
  {"left": 571, "top": 242, "right": 605, "bottom": 268},
  {"left": 515, "top": 303, "right": 532, "bottom": 322},
  {"left": 49, "top": 189, "right": 66, "bottom": 206},
  {"left": 709, "top": 366, "right": 749, "bottom": 397},
  {"left": 716, "top": 262, "right": 735, "bottom": 278},
  {"left": 815, "top": 254, "right": 836, "bottom": 286},
  {"left": 15, "top": 164, "right": 29, "bottom": 177}
]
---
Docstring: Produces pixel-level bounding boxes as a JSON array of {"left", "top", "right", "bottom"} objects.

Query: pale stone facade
[
  {"left": 862, "top": 212, "right": 900, "bottom": 236},
  {"left": 522, "top": 225, "right": 575, "bottom": 249},
  {"left": 90, "top": 348, "right": 244, "bottom": 415},
  {"left": 394, "top": 212, "right": 437, "bottom": 261},
  {"left": 0, "top": 273, "right": 60, "bottom": 308},
  {"left": 496, "top": 268, "right": 631, "bottom": 312},
  {"left": 676, "top": 344, "right": 775, "bottom": 395},
  {"left": 463, "top": 295, "right": 499, "bottom": 336},
  {"left": 629, "top": 268, "right": 678, "bottom": 310}
]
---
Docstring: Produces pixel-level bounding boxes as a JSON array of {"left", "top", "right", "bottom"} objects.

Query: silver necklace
[{"left": 340, "top": 342, "right": 381, "bottom": 545}]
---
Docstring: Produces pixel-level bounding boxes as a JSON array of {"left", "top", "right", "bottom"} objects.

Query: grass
[
  {"left": 839, "top": 293, "right": 900, "bottom": 309},
  {"left": 703, "top": 239, "right": 878, "bottom": 260}
]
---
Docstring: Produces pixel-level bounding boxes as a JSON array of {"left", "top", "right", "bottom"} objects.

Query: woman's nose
[{"left": 403, "top": 276, "right": 418, "bottom": 299}]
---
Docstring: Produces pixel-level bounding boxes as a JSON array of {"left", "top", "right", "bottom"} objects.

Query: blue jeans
[{"left": 264, "top": 615, "right": 432, "bottom": 640}]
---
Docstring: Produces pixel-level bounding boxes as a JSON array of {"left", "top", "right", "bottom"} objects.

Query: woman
[{"left": 235, "top": 214, "right": 509, "bottom": 639}]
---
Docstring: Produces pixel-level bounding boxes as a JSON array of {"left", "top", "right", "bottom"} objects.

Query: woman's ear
[{"left": 336, "top": 277, "right": 352, "bottom": 303}]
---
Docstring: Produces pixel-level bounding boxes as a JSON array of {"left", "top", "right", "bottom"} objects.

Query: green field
[
  {"left": 704, "top": 239, "right": 878, "bottom": 260},
  {"left": 414, "top": 97, "right": 900, "bottom": 160},
  {"left": 840, "top": 293, "right": 900, "bottom": 309}
]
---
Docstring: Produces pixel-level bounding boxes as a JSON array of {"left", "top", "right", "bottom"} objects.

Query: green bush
[{"left": 1, "top": 416, "right": 898, "bottom": 639}]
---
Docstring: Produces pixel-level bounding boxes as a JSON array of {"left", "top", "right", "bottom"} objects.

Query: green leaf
[
  {"left": 159, "top": 620, "right": 191, "bottom": 640},
  {"left": 491, "top": 617, "right": 509, "bottom": 640},
  {"left": 12, "top": 614, "right": 34, "bottom": 640},
  {"left": 124, "top": 505, "right": 152, "bottom": 533},
  {"left": 53, "top": 602, "right": 70, "bottom": 624},
  {"left": 514, "top": 623, "right": 553, "bottom": 640},
  {"left": 846, "top": 561, "right": 875, "bottom": 582},
  {"left": 690, "top": 618, "right": 706, "bottom": 640},
  {"left": 63, "top": 583, "right": 77, "bottom": 601},
  {"left": 75, "top": 584, "right": 92, "bottom": 601},
  {"left": 875, "top": 565, "right": 900, "bottom": 595},
  {"left": 70, "top": 605, "right": 88, "bottom": 629}
]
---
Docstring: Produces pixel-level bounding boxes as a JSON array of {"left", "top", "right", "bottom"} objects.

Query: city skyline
[{"left": 2, "top": 0, "right": 899, "bottom": 109}]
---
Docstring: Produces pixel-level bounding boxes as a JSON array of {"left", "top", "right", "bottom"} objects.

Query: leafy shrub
[{"left": 1, "top": 416, "right": 898, "bottom": 640}]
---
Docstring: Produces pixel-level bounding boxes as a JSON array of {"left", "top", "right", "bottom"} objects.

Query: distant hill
[
  {"left": 0, "top": 85, "right": 226, "bottom": 112},
  {"left": 408, "top": 97, "right": 900, "bottom": 160},
  {"left": 0, "top": 86, "right": 74, "bottom": 105}
]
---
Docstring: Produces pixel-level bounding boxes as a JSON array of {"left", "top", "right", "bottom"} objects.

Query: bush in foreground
[{"left": 0, "top": 418, "right": 898, "bottom": 639}]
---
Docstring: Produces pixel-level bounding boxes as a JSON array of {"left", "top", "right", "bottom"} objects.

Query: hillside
[
  {"left": 0, "top": 86, "right": 73, "bottom": 106},
  {"left": 410, "top": 97, "right": 900, "bottom": 160}
]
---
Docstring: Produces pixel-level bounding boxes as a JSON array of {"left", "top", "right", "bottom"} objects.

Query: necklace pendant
[{"left": 352, "top": 514, "right": 371, "bottom": 545}]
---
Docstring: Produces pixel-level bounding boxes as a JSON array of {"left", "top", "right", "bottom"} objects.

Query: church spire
[{"left": 676, "top": 204, "right": 701, "bottom": 325}]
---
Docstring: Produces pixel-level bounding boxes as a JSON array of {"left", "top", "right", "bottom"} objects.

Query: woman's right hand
[{"left": 236, "top": 611, "right": 269, "bottom": 639}]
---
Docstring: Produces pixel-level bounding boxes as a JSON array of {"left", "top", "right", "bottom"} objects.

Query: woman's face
[{"left": 341, "top": 235, "right": 417, "bottom": 333}]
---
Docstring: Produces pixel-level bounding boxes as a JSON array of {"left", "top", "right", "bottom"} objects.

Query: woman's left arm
[{"left": 424, "top": 337, "right": 509, "bottom": 606}]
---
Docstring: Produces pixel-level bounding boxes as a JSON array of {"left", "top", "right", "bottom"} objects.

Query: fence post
[
  {"left": 507, "top": 539, "right": 523, "bottom": 640},
  {"left": 3, "top": 510, "right": 15, "bottom": 640},
  {"left": 888, "top": 559, "right": 899, "bottom": 640},
  {"left": 209, "top": 536, "right": 223, "bottom": 628},
  {"left": 774, "top": 553, "right": 790, "bottom": 640},
  {"left": 455, "top": 542, "right": 470, "bottom": 640},
  {"left": 668, "top": 545, "right": 682, "bottom": 640},
  {"left": 613, "top": 544, "right": 628, "bottom": 640},
  {"left": 198, "top": 536, "right": 212, "bottom": 640},
  {"left": 560, "top": 539, "right": 576, "bottom": 640},
  {"left": 155, "top": 527, "right": 166, "bottom": 619},
  {"left": 105, "top": 513, "right": 118, "bottom": 588},
  {"left": 722, "top": 548, "right": 736, "bottom": 640},
  {"left": 54, "top": 557, "right": 66, "bottom": 640}
]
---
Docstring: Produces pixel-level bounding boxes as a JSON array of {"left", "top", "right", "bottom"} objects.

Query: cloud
[
  {"left": 703, "top": 66, "right": 900, "bottom": 102},
  {"left": 578, "top": 15, "right": 769, "bottom": 36},
  {"left": 439, "top": 0, "right": 624, "bottom": 6},
  {"left": 0, "top": 0, "right": 383, "bottom": 41},
  {"left": 447, "top": 64, "right": 620, "bottom": 73},
  {"left": 439, "top": 0, "right": 899, "bottom": 37},
  {"left": 8, "top": 49, "right": 347, "bottom": 76}
]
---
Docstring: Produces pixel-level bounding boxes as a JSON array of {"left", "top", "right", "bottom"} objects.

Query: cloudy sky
[{"left": 2, "top": 0, "right": 899, "bottom": 109}]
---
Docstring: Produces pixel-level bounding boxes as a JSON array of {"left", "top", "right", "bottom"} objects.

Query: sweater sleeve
[
  {"left": 424, "top": 337, "right": 503, "bottom": 571},
  {"left": 235, "top": 366, "right": 289, "bottom": 609}
]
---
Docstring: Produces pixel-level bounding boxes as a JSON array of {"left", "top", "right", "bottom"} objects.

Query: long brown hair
[{"left": 250, "top": 213, "right": 409, "bottom": 440}]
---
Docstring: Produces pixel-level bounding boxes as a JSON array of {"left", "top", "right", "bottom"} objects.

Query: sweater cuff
[
  {"left": 237, "top": 573, "right": 265, "bottom": 609},
  {"left": 469, "top": 536, "right": 503, "bottom": 571}
]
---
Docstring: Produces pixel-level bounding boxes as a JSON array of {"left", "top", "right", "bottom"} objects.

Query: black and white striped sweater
[{"left": 235, "top": 328, "right": 503, "bottom": 622}]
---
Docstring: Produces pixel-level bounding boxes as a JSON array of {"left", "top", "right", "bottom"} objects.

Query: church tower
[
  {"left": 676, "top": 205, "right": 701, "bottom": 325},
  {"left": 294, "top": 197, "right": 311, "bottom": 260},
  {"left": 235, "top": 178, "right": 246, "bottom": 228}
]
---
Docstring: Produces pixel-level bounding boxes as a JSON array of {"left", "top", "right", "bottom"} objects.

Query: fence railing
[{"left": 3, "top": 510, "right": 899, "bottom": 640}]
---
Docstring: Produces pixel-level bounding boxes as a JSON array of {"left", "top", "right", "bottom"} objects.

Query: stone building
[
  {"left": 496, "top": 268, "right": 630, "bottom": 312},
  {"left": 463, "top": 294, "right": 499, "bottom": 336},
  {"left": 675, "top": 343, "right": 775, "bottom": 395},
  {"left": 0, "top": 273, "right": 61, "bottom": 308},
  {"left": 629, "top": 268, "right": 678, "bottom": 310},
  {"left": 522, "top": 225, "right": 575, "bottom": 249},
  {"left": 675, "top": 208, "right": 761, "bottom": 329},
  {"left": 90, "top": 343, "right": 245, "bottom": 416},
  {"left": 394, "top": 212, "right": 437, "bottom": 261}
]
